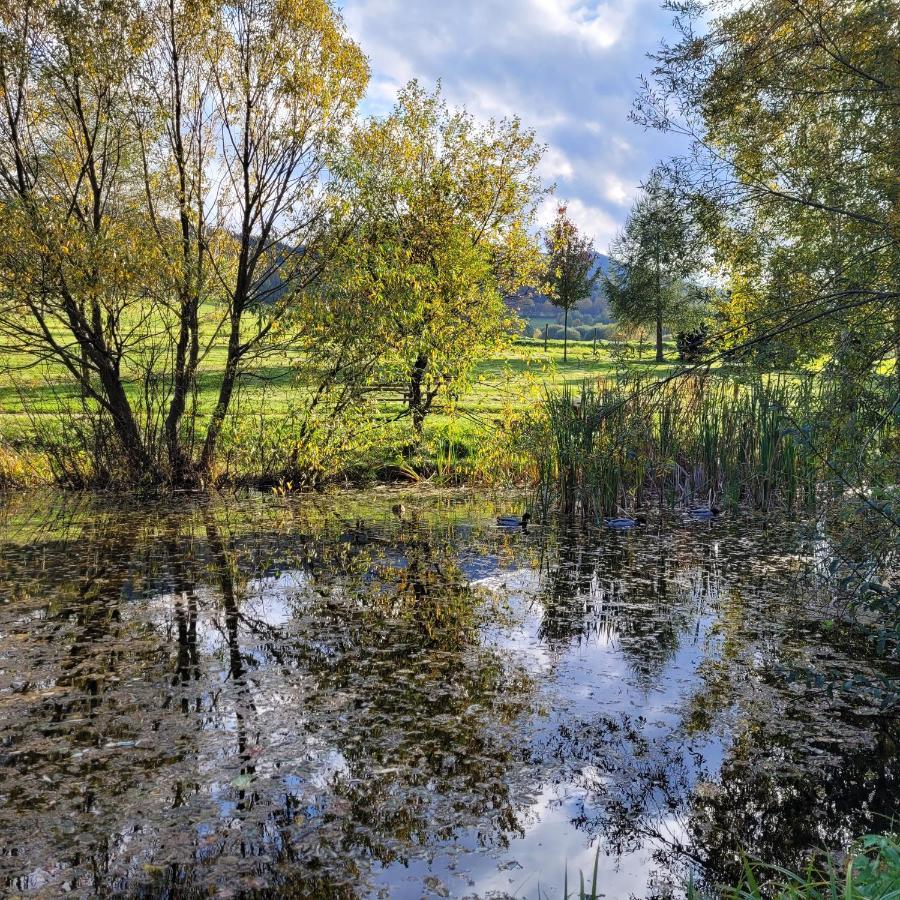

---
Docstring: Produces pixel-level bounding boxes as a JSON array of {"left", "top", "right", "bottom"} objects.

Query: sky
[{"left": 339, "top": 0, "right": 687, "bottom": 253}]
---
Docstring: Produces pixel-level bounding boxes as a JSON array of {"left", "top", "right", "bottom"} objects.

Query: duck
[
  {"left": 603, "top": 514, "right": 647, "bottom": 529},
  {"left": 689, "top": 505, "right": 722, "bottom": 520},
  {"left": 391, "top": 502, "right": 406, "bottom": 518},
  {"left": 497, "top": 512, "right": 531, "bottom": 528}
]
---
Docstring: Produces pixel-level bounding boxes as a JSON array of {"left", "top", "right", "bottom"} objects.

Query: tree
[
  {"left": 315, "top": 81, "right": 546, "bottom": 436},
  {"left": 634, "top": 0, "right": 899, "bottom": 381},
  {"left": 0, "top": 0, "right": 368, "bottom": 484},
  {"left": 544, "top": 206, "right": 599, "bottom": 363},
  {"left": 604, "top": 170, "right": 705, "bottom": 362},
  {"left": 0, "top": 0, "right": 160, "bottom": 479},
  {"left": 193, "top": 0, "right": 367, "bottom": 475}
]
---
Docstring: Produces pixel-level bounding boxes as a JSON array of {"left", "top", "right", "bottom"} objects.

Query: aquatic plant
[
  {"left": 540, "top": 845, "right": 603, "bottom": 900},
  {"left": 523, "top": 372, "right": 894, "bottom": 521},
  {"left": 686, "top": 832, "right": 900, "bottom": 899}
]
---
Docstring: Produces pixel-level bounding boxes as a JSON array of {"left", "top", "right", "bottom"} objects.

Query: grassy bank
[
  {"left": 1, "top": 329, "right": 894, "bottom": 504},
  {"left": 0, "top": 335, "right": 695, "bottom": 487}
]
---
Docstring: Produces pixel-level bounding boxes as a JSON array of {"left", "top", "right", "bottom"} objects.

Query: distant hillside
[
  {"left": 507, "top": 252, "right": 612, "bottom": 325},
  {"left": 589, "top": 252, "right": 611, "bottom": 277}
]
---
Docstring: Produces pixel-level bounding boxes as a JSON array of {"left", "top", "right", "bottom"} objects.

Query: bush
[
  {"left": 546, "top": 324, "right": 581, "bottom": 342},
  {"left": 677, "top": 324, "right": 712, "bottom": 362}
]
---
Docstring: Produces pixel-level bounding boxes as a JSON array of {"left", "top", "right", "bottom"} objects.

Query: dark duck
[
  {"left": 497, "top": 512, "right": 531, "bottom": 529},
  {"left": 603, "top": 513, "right": 647, "bottom": 529}
]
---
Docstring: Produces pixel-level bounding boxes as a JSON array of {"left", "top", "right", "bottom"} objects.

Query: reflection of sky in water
[
  {"left": 367, "top": 540, "right": 731, "bottom": 896},
  {"left": 1, "top": 495, "right": 896, "bottom": 899}
]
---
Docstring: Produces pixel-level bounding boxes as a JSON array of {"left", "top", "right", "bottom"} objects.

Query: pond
[{"left": 0, "top": 491, "right": 897, "bottom": 898}]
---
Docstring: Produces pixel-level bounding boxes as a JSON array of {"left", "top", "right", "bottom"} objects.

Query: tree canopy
[
  {"left": 307, "top": 81, "right": 546, "bottom": 434},
  {"left": 0, "top": 0, "right": 368, "bottom": 482},
  {"left": 605, "top": 169, "right": 706, "bottom": 361},
  {"left": 544, "top": 206, "right": 599, "bottom": 363},
  {"left": 635, "top": 0, "right": 899, "bottom": 377}
]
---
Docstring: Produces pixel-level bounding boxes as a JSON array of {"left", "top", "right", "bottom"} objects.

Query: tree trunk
[
  {"left": 97, "top": 359, "right": 153, "bottom": 480},
  {"left": 165, "top": 296, "right": 199, "bottom": 482},
  {"left": 655, "top": 232, "right": 664, "bottom": 362},
  {"left": 656, "top": 310, "right": 664, "bottom": 362},
  {"left": 200, "top": 312, "right": 242, "bottom": 476},
  {"left": 409, "top": 352, "right": 428, "bottom": 436},
  {"left": 563, "top": 307, "right": 569, "bottom": 363},
  {"left": 64, "top": 294, "right": 152, "bottom": 481}
]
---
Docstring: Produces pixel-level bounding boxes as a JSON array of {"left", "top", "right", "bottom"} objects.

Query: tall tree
[
  {"left": 317, "top": 81, "right": 546, "bottom": 436},
  {"left": 0, "top": 0, "right": 157, "bottom": 479},
  {"left": 195, "top": 0, "right": 367, "bottom": 475},
  {"left": 0, "top": 0, "right": 368, "bottom": 484},
  {"left": 634, "top": 0, "right": 899, "bottom": 380},
  {"left": 544, "top": 205, "right": 598, "bottom": 363},
  {"left": 605, "top": 170, "right": 704, "bottom": 362}
]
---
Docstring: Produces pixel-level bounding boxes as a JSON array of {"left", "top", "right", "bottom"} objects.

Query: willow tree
[
  {"left": 195, "top": 0, "right": 367, "bottom": 474},
  {"left": 318, "top": 81, "right": 546, "bottom": 436},
  {"left": 0, "top": 0, "right": 157, "bottom": 479},
  {"left": 0, "top": 0, "right": 367, "bottom": 484},
  {"left": 544, "top": 205, "right": 599, "bottom": 363}
]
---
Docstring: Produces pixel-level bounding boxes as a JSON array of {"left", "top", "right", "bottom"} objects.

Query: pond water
[{"left": 0, "top": 491, "right": 897, "bottom": 899}]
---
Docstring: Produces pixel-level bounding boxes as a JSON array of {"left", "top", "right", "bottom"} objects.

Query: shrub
[{"left": 547, "top": 324, "right": 582, "bottom": 342}]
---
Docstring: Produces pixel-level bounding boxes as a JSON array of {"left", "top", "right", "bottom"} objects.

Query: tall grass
[
  {"left": 546, "top": 833, "right": 900, "bottom": 900},
  {"left": 687, "top": 833, "right": 900, "bottom": 899},
  {"left": 526, "top": 373, "right": 894, "bottom": 520}
]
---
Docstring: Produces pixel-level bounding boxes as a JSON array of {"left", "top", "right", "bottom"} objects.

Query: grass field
[
  {"left": 0, "top": 334, "right": 688, "bottom": 442},
  {"left": 4, "top": 314, "right": 788, "bottom": 488}
]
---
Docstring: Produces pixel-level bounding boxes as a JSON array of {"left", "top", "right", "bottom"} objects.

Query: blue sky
[{"left": 340, "top": 0, "right": 687, "bottom": 253}]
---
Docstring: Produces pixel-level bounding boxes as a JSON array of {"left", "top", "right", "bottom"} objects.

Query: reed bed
[{"left": 527, "top": 373, "right": 895, "bottom": 521}]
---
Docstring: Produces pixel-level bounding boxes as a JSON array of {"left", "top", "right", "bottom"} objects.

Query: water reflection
[{"left": 0, "top": 493, "right": 896, "bottom": 898}]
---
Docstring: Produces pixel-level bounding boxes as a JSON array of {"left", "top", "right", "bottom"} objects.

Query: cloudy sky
[{"left": 339, "top": 0, "right": 687, "bottom": 253}]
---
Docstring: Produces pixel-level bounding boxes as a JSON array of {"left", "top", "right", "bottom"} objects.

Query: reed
[
  {"left": 687, "top": 833, "right": 900, "bottom": 899},
  {"left": 527, "top": 372, "right": 893, "bottom": 521}
]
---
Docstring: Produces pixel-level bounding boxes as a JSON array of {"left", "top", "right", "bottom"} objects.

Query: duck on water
[
  {"left": 497, "top": 512, "right": 531, "bottom": 529},
  {"left": 688, "top": 505, "right": 722, "bottom": 520},
  {"left": 603, "top": 514, "right": 647, "bottom": 529}
]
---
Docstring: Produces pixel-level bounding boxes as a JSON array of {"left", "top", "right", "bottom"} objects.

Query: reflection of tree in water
[
  {"left": 0, "top": 501, "right": 537, "bottom": 897},
  {"left": 537, "top": 526, "right": 719, "bottom": 685},
  {"left": 0, "top": 507, "right": 203, "bottom": 896},
  {"left": 534, "top": 528, "right": 900, "bottom": 892},
  {"left": 690, "top": 717, "right": 899, "bottom": 890},
  {"left": 3, "top": 500, "right": 897, "bottom": 897},
  {"left": 278, "top": 521, "right": 535, "bottom": 866}
]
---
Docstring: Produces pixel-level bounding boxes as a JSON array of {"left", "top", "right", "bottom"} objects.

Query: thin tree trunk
[
  {"left": 563, "top": 307, "right": 569, "bottom": 363},
  {"left": 200, "top": 312, "right": 241, "bottom": 475},
  {"left": 409, "top": 352, "right": 428, "bottom": 436},
  {"left": 656, "top": 309, "right": 664, "bottom": 362},
  {"left": 165, "top": 295, "right": 199, "bottom": 482},
  {"left": 655, "top": 233, "right": 664, "bottom": 362}
]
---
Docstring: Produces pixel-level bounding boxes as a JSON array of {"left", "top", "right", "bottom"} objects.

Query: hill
[{"left": 507, "top": 252, "right": 612, "bottom": 326}]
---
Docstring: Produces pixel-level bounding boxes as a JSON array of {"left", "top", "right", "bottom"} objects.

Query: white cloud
[
  {"left": 539, "top": 146, "right": 576, "bottom": 181},
  {"left": 528, "top": 0, "right": 632, "bottom": 49},
  {"left": 341, "top": 0, "right": 689, "bottom": 243},
  {"left": 600, "top": 173, "right": 634, "bottom": 206},
  {"left": 538, "top": 196, "right": 621, "bottom": 250}
]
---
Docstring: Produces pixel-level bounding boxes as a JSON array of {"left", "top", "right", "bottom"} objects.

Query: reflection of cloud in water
[
  {"left": 374, "top": 781, "right": 663, "bottom": 898},
  {"left": 1, "top": 497, "right": 897, "bottom": 898}
]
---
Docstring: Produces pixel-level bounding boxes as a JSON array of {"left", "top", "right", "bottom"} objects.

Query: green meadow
[{"left": 0, "top": 333, "right": 687, "bottom": 444}]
